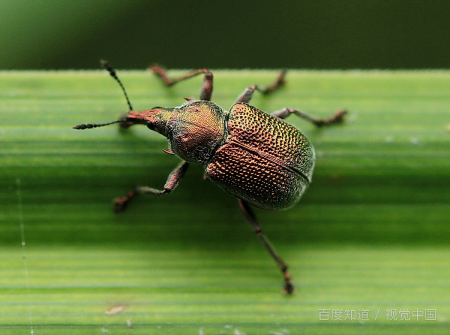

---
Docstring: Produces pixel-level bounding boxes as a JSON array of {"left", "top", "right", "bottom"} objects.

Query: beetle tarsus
[
  {"left": 113, "top": 198, "right": 128, "bottom": 212},
  {"left": 113, "top": 161, "right": 189, "bottom": 213},
  {"left": 284, "top": 281, "right": 295, "bottom": 295},
  {"left": 235, "top": 70, "right": 287, "bottom": 104},
  {"left": 272, "top": 108, "right": 347, "bottom": 128},
  {"left": 282, "top": 267, "right": 295, "bottom": 294},
  {"left": 151, "top": 65, "right": 213, "bottom": 101},
  {"left": 313, "top": 109, "right": 347, "bottom": 127},
  {"left": 113, "top": 190, "right": 136, "bottom": 213},
  {"left": 261, "top": 69, "right": 287, "bottom": 94},
  {"left": 326, "top": 109, "right": 347, "bottom": 125}
]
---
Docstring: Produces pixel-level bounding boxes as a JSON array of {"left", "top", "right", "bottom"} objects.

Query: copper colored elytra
[{"left": 74, "top": 61, "right": 346, "bottom": 294}]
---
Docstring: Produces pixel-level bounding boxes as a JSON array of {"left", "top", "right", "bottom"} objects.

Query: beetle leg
[
  {"left": 151, "top": 64, "right": 213, "bottom": 101},
  {"left": 235, "top": 85, "right": 260, "bottom": 104},
  {"left": 271, "top": 108, "right": 347, "bottom": 127},
  {"left": 114, "top": 161, "right": 189, "bottom": 212},
  {"left": 238, "top": 199, "right": 294, "bottom": 294},
  {"left": 235, "top": 70, "right": 287, "bottom": 103}
]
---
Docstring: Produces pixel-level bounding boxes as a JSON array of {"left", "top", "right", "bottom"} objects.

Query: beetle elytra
[{"left": 74, "top": 61, "right": 346, "bottom": 294}]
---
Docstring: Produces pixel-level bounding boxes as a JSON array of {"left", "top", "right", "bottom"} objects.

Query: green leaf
[{"left": 1, "top": 70, "right": 449, "bottom": 334}]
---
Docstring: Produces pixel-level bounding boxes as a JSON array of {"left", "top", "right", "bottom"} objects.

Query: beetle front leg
[
  {"left": 114, "top": 161, "right": 189, "bottom": 212},
  {"left": 151, "top": 65, "right": 213, "bottom": 101},
  {"left": 235, "top": 70, "right": 287, "bottom": 103},
  {"left": 238, "top": 199, "right": 294, "bottom": 294},
  {"left": 271, "top": 108, "right": 347, "bottom": 127}
]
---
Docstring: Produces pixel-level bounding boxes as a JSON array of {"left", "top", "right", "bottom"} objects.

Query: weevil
[{"left": 74, "top": 61, "right": 346, "bottom": 294}]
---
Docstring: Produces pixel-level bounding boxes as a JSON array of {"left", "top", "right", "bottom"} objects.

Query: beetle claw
[
  {"left": 113, "top": 197, "right": 129, "bottom": 213},
  {"left": 334, "top": 109, "right": 348, "bottom": 123},
  {"left": 283, "top": 282, "right": 295, "bottom": 295},
  {"left": 113, "top": 190, "right": 136, "bottom": 213}
]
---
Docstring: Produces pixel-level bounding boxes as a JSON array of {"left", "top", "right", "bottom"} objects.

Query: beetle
[{"left": 74, "top": 61, "right": 346, "bottom": 294}]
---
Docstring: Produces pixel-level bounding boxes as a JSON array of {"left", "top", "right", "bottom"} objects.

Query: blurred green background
[{"left": 1, "top": 0, "right": 450, "bottom": 70}]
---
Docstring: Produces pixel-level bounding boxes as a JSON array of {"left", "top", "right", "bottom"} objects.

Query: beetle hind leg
[
  {"left": 114, "top": 161, "right": 189, "bottom": 212},
  {"left": 271, "top": 108, "right": 347, "bottom": 127},
  {"left": 238, "top": 199, "right": 294, "bottom": 294},
  {"left": 235, "top": 70, "right": 287, "bottom": 104}
]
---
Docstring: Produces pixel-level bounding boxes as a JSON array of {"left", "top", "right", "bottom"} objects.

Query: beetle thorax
[{"left": 165, "top": 101, "right": 227, "bottom": 164}]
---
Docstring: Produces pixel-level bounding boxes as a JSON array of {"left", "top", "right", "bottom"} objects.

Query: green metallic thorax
[
  {"left": 128, "top": 100, "right": 228, "bottom": 164},
  {"left": 166, "top": 101, "right": 228, "bottom": 163}
]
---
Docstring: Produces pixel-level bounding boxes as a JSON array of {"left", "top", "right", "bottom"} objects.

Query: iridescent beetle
[{"left": 74, "top": 61, "right": 346, "bottom": 293}]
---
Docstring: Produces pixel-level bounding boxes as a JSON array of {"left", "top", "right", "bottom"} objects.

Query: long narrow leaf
[{"left": 1, "top": 70, "right": 449, "bottom": 334}]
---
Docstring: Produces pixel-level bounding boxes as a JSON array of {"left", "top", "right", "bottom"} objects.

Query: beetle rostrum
[{"left": 74, "top": 61, "right": 346, "bottom": 294}]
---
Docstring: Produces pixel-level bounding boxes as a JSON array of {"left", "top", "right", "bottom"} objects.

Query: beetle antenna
[
  {"left": 73, "top": 119, "right": 125, "bottom": 130},
  {"left": 101, "top": 60, "right": 133, "bottom": 111}
]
